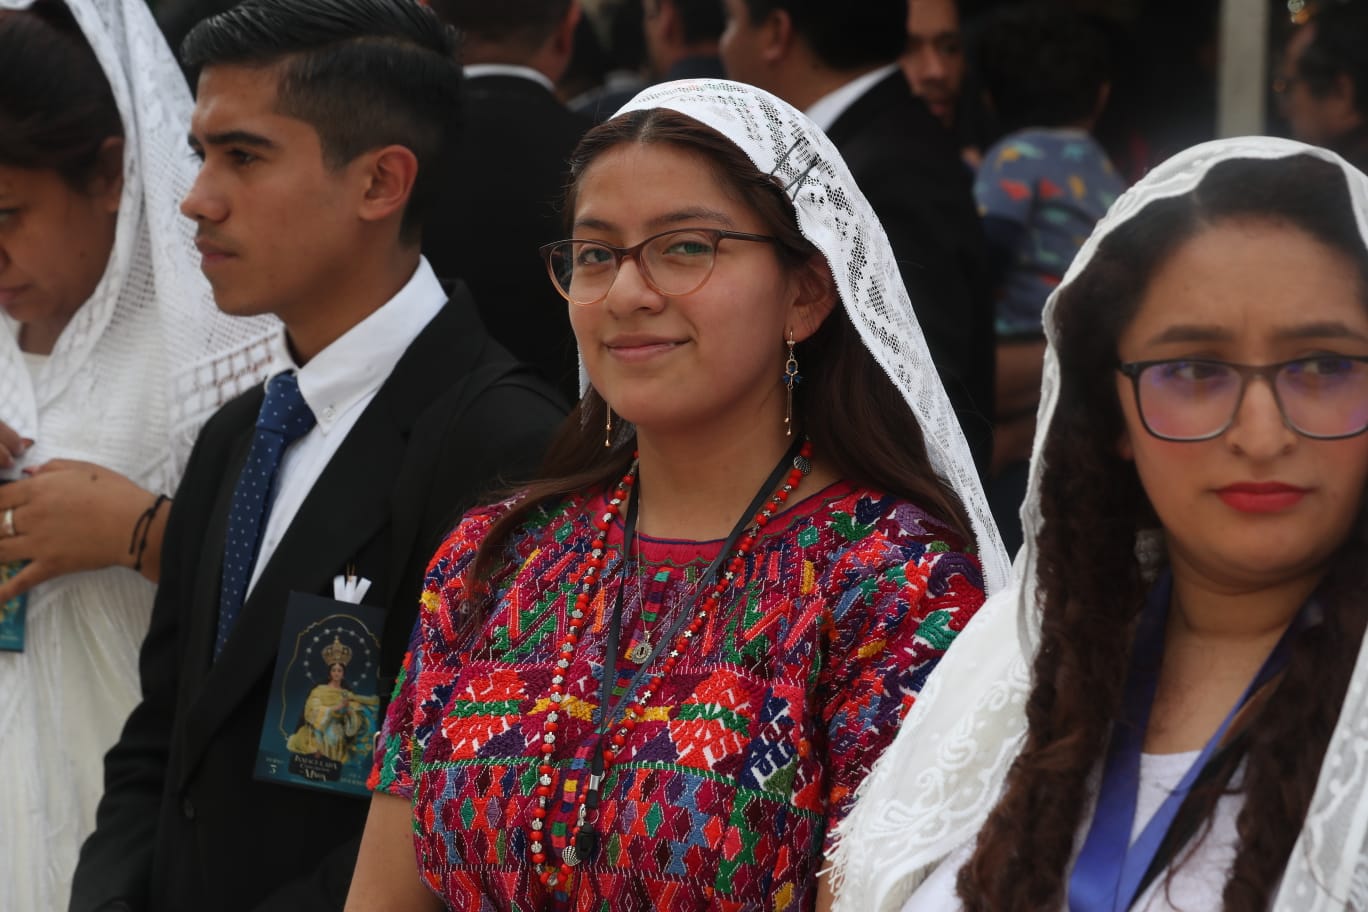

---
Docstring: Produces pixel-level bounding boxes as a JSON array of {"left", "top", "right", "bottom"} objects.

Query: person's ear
[
  {"left": 1092, "top": 82, "right": 1111, "bottom": 123},
  {"left": 787, "top": 254, "right": 838, "bottom": 342},
  {"left": 356, "top": 145, "right": 419, "bottom": 227},
  {"left": 554, "top": 1, "right": 582, "bottom": 58},
  {"left": 759, "top": 8, "right": 794, "bottom": 64},
  {"left": 90, "top": 136, "right": 125, "bottom": 213},
  {"left": 1117, "top": 427, "right": 1134, "bottom": 461},
  {"left": 1331, "top": 71, "right": 1360, "bottom": 117},
  {"left": 657, "top": 0, "right": 681, "bottom": 44}
]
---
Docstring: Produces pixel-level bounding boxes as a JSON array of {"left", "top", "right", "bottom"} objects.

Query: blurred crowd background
[{"left": 143, "top": 0, "right": 1367, "bottom": 181}]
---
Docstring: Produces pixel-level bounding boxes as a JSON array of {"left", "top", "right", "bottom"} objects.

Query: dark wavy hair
[
  {"left": 956, "top": 153, "right": 1368, "bottom": 910},
  {"left": 181, "top": 0, "right": 461, "bottom": 241},
  {"left": 0, "top": 0, "right": 123, "bottom": 189},
  {"left": 467, "top": 107, "right": 973, "bottom": 588}
]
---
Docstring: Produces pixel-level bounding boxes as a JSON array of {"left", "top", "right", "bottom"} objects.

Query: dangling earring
[
  {"left": 783, "top": 331, "right": 801, "bottom": 436},
  {"left": 605, "top": 404, "right": 614, "bottom": 448}
]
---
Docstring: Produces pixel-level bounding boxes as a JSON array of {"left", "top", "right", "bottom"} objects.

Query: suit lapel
[{"left": 180, "top": 415, "right": 257, "bottom": 700}]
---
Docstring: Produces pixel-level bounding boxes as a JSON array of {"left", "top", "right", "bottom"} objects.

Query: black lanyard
[
  {"left": 562, "top": 438, "right": 806, "bottom": 870},
  {"left": 592, "top": 436, "right": 805, "bottom": 738}
]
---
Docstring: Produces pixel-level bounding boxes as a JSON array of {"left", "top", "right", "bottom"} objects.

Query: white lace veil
[
  {"left": 829, "top": 136, "right": 1368, "bottom": 912},
  {"left": 612, "top": 79, "right": 1009, "bottom": 592},
  {"left": 0, "top": 0, "right": 275, "bottom": 488}
]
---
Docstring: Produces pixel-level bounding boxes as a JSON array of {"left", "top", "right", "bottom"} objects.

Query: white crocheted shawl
[
  {"left": 613, "top": 79, "right": 1011, "bottom": 593},
  {"left": 829, "top": 136, "right": 1368, "bottom": 912},
  {"left": 0, "top": 0, "right": 275, "bottom": 491}
]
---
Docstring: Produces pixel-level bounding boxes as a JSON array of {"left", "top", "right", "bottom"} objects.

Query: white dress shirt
[
  {"left": 804, "top": 63, "right": 900, "bottom": 133},
  {"left": 245, "top": 256, "right": 446, "bottom": 596},
  {"left": 462, "top": 63, "right": 556, "bottom": 93}
]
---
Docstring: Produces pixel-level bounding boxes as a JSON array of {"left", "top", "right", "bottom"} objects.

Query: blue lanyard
[{"left": 1067, "top": 571, "right": 1305, "bottom": 912}]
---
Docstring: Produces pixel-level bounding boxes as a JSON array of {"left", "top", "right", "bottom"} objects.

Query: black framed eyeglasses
[
  {"left": 1117, "top": 356, "right": 1368, "bottom": 442},
  {"left": 540, "top": 228, "right": 778, "bottom": 306}
]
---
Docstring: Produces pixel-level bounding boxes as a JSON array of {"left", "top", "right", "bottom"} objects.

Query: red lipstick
[{"left": 1215, "top": 482, "right": 1309, "bottom": 514}]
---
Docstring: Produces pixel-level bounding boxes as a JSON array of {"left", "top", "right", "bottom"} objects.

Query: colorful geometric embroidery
[{"left": 372, "top": 482, "right": 985, "bottom": 910}]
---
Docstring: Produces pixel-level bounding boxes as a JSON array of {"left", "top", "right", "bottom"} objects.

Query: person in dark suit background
[
  {"left": 424, "top": 0, "right": 592, "bottom": 401},
  {"left": 643, "top": 0, "right": 726, "bottom": 82},
  {"left": 578, "top": 0, "right": 729, "bottom": 122},
  {"left": 718, "top": 0, "right": 995, "bottom": 474},
  {"left": 69, "top": 1, "right": 566, "bottom": 910}
]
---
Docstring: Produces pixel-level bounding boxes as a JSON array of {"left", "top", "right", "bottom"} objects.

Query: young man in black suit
[
  {"left": 423, "top": 0, "right": 593, "bottom": 400},
  {"left": 69, "top": 2, "right": 565, "bottom": 910},
  {"left": 718, "top": 0, "right": 995, "bottom": 474}
]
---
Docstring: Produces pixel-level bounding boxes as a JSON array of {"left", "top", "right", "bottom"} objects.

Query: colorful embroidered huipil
[{"left": 371, "top": 483, "right": 985, "bottom": 911}]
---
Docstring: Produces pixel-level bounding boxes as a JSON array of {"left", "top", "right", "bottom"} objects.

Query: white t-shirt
[
  {"left": 20, "top": 350, "right": 47, "bottom": 377},
  {"left": 901, "top": 751, "right": 1242, "bottom": 912}
]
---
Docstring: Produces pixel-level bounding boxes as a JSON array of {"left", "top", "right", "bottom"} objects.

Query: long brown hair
[
  {"left": 956, "top": 154, "right": 1368, "bottom": 910},
  {"left": 467, "top": 107, "right": 973, "bottom": 589}
]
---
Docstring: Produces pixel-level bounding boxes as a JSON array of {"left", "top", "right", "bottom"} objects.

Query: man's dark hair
[
  {"left": 1297, "top": 1, "right": 1368, "bottom": 116},
  {"left": 672, "top": 0, "right": 726, "bottom": 46},
  {"left": 739, "top": 0, "right": 905, "bottom": 70},
  {"left": 181, "top": 0, "right": 461, "bottom": 241},
  {"left": 976, "top": 5, "right": 1110, "bottom": 133},
  {"left": 603, "top": 0, "right": 647, "bottom": 70},
  {"left": 427, "top": 0, "right": 571, "bottom": 57}
]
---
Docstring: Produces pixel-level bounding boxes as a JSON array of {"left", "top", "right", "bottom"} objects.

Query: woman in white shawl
[
  {"left": 831, "top": 137, "right": 1368, "bottom": 912},
  {"left": 0, "top": 0, "right": 273, "bottom": 907}
]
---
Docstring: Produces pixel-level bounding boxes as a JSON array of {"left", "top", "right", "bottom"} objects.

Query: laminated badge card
[
  {"left": 0, "top": 561, "right": 25, "bottom": 651},
  {"left": 255, "top": 591, "right": 384, "bottom": 795}
]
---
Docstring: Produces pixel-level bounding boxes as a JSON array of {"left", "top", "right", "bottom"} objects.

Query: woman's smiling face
[{"left": 567, "top": 140, "right": 828, "bottom": 438}]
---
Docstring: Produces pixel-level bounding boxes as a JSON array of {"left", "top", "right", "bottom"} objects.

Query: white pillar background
[{"left": 1218, "top": 0, "right": 1272, "bottom": 136}]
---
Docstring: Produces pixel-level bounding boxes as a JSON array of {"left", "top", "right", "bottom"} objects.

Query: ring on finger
[{"left": 2, "top": 507, "right": 14, "bottom": 538}]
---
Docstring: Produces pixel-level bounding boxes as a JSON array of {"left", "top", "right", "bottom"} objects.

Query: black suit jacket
[
  {"left": 422, "top": 74, "right": 593, "bottom": 401},
  {"left": 825, "top": 71, "right": 996, "bottom": 474},
  {"left": 70, "top": 289, "right": 566, "bottom": 912}
]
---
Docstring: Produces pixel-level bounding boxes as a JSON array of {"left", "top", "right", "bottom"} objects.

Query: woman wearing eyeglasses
[
  {"left": 830, "top": 138, "right": 1368, "bottom": 912},
  {"left": 345, "top": 80, "right": 1006, "bottom": 912}
]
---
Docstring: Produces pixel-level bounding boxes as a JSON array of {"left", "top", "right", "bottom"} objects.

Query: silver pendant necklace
[{"left": 625, "top": 523, "right": 658, "bottom": 664}]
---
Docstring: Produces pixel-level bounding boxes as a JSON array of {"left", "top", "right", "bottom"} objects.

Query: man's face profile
[{"left": 182, "top": 63, "right": 361, "bottom": 324}]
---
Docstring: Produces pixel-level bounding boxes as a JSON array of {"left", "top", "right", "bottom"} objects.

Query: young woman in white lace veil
[
  {"left": 831, "top": 137, "right": 1368, "bottom": 912},
  {"left": 0, "top": 0, "right": 274, "bottom": 907},
  {"left": 347, "top": 78, "right": 1008, "bottom": 911}
]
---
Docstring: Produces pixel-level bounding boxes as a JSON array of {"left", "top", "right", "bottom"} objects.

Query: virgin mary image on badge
[
  {"left": 255, "top": 600, "right": 383, "bottom": 796},
  {"left": 286, "top": 634, "right": 380, "bottom": 772}
]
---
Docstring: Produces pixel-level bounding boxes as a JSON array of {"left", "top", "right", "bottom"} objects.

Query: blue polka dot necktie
[{"left": 215, "top": 371, "right": 316, "bottom": 658}]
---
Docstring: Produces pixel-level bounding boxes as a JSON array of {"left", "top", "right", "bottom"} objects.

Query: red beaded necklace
[{"left": 527, "top": 440, "right": 814, "bottom": 890}]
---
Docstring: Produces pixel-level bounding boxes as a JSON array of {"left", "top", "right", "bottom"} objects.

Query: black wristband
[{"left": 128, "top": 493, "right": 169, "bottom": 572}]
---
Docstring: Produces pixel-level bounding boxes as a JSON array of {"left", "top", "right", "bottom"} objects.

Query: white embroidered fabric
[
  {"left": 0, "top": 0, "right": 275, "bottom": 908},
  {"left": 828, "top": 136, "right": 1368, "bottom": 912},
  {"left": 615, "top": 79, "right": 1010, "bottom": 594}
]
